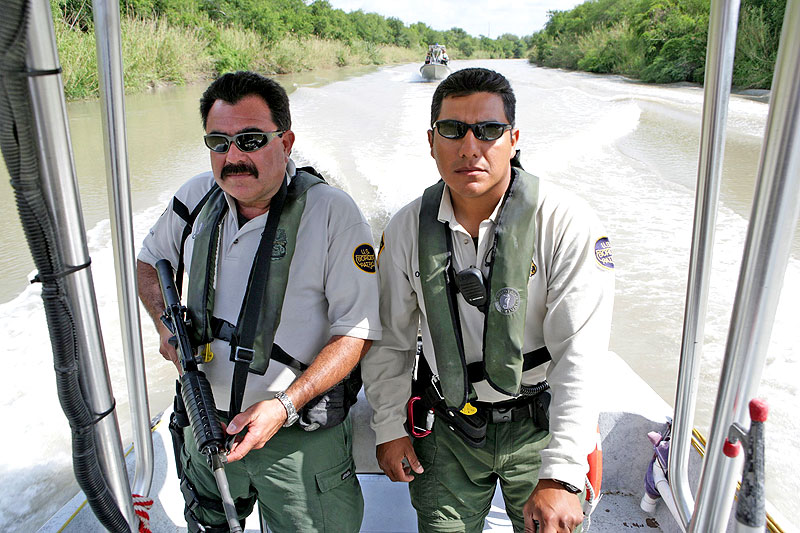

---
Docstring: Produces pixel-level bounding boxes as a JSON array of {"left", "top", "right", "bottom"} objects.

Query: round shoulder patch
[
  {"left": 353, "top": 243, "right": 376, "bottom": 273},
  {"left": 594, "top": 237, "right": 614, "bottom": 269}
]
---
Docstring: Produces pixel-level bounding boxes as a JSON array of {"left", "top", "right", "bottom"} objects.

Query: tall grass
[{"left": 54, "top": 13, "right": 422, "bottom": 100}]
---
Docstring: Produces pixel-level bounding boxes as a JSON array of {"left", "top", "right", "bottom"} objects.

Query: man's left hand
[
  {"left": 523, "top": 479, "right": 584, "bottom": 533},
  {"left": 224, "top": 399, "right": 287, "bottom": 462}
]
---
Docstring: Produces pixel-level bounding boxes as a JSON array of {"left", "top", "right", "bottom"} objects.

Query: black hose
[{"left": 0, "top": 2, "right": 128, "bottom": 531}]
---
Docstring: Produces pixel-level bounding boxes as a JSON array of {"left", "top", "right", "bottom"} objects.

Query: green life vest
[
  {"left": 185, "top": 169, "right": 324, "bottom": 376},
  {"left": 418, "top": 167, "right": 539, "bottom": 409}
]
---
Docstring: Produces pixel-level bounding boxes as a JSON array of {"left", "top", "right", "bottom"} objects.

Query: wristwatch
[
  {"left": 551, "top": 479, "right": 582, "bottom": 494},
  {"left": 275, "top": 391, "right": 299, "bottom": 427}
]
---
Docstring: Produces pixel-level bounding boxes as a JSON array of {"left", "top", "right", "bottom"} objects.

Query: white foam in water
[{"left": 0, "top": 202, "right": 172, "bottom": 531}]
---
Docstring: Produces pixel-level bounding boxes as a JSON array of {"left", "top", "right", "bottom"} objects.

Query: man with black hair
[
  {"left": 137, "top": 71, "right": 380, "bottom": 532},
  {"left": 362, "top": 67, "right": 614, "bottom": 533}
]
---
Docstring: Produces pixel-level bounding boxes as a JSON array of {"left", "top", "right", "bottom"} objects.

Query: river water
[{"left": 0, "top": 59, "right": 797, "bottom": 531}]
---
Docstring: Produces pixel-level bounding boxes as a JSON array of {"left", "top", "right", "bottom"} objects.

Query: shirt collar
[{"left": 436, "top": 183, "right": 504, "bottom": 231}]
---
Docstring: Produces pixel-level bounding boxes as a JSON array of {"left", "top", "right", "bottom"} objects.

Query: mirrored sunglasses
[
  {"left": 433, "top": 120, "right": 512, "bottom": 141},
  {"left": 203, "top": 131, "right": 284, "bottom": 153}
]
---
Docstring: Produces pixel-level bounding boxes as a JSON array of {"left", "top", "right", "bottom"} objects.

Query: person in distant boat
[
  {"left": 440, "top": 46, "right": 449, "bottom": 65},
  {"left": 362, "top": 68, "right": 614, "bottom": 533},
  {"left": 137, "top": 71, "right": 380, "bottom": 532}
]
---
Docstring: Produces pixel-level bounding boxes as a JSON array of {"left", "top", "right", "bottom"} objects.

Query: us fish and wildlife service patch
[
  {"left": 594, "top": 237, "right": 614, "bottom": 269},
  {"left": 354, "top": 243, "right": 376, "bottom": 273},
  {"left": 530, "top": 260, "right": 537, "bottom": 277}
]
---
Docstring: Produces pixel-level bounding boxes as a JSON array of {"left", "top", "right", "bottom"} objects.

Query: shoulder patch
[
  {"left": 353, "top": 243, "right": 376, "bottom": 273},
  {"left": 530, "top": 260, "right": 537, "bottom": 277},
  {"left": 377, "top": 233, "right": 385, "bottom": 264},
  {"left": 594, "top": 237, "right": 614, "bottom": 269}
]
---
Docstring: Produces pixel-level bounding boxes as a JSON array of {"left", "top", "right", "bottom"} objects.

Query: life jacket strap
[
  {"left": 172, "top": 184, "right": 220, "bottom": 297},
  {"left": 465, "top": 346, "right": 552, "bottom": 383},
  {"left": 210, "top": 316, "right": 309, "bottom": 373}
]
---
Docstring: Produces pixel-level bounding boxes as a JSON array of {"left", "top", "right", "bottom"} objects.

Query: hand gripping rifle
[{"left": 155, "top": 259, "right": 243, "bottom": 533}]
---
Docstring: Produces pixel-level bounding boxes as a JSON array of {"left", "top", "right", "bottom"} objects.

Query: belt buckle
[{"left": 491, "top": 406, "right": 513, "bottom": 424}]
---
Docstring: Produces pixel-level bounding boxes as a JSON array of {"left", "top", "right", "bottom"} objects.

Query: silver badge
[{"left": 494, "top": 287, "right": 520, "bottom": 315}]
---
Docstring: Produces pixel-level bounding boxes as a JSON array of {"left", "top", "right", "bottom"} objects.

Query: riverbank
[{"left": 54, "top": 14, "right": 422, "bottom": 99}]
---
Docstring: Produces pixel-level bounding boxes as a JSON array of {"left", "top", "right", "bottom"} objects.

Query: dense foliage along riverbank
[
  {"left": 527, "top": 0, "right": 786, "bottom": 89},
  {"left": 52, "top": 0, "right": 530, "bottom": 99}
]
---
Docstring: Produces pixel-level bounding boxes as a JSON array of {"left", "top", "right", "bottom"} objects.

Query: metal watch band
[{"left": 276, "top": 391, "right": 299, "bottom": 427}]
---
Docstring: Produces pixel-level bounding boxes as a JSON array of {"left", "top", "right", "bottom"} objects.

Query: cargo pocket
[{"left": 315, "top": 457, "right": 363, "bottom": 532}]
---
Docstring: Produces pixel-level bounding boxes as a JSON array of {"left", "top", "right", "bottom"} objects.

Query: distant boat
[
  {"left": 420, "top": 62, "right": 450, "bottom": 80},
  {"left": 421, "top": 43, "right": 450, "bottom": 80}
]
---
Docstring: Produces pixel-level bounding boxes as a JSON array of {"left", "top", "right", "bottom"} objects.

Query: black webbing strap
[
  {"left": 173, "top": 185, "right": 219, "bottom": 296},
  {"left": 210, "top": 316, "right": 309, "bottom": 373},
  {"left": 466, "top": 346, "right": 551, "bottom": 383},
  {"left": 227, "top": 178, "right": 288, "bottom": 419}
]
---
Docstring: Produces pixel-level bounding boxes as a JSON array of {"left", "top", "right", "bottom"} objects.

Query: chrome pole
[
  {"left": 690, "top": 0, "right": 800, "bottom": 530},
  {"left": 92, "top": 0, "right": 154, "bottom": 497},
  {"left": 669, "top": 0, "right": 741, "bottom": 527},
  {"left": 25, "top": 0, "right": 137, "bottom": 529}
]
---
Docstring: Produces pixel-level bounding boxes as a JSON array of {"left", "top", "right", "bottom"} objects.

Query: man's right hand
[
  {"left": 157, "top": 322, "right": 180, "bottom": 372},
  {"left": 376, "top": 436, "right": 424, "bottom": 482}
]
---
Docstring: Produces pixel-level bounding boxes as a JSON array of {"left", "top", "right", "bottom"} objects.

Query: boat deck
[{"left": 40, "top": 352, "right": 734, "bottom": 533}]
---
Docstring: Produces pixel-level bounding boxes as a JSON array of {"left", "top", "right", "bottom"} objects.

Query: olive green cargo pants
[
  {"left": 409, "top": 417, "right": 583, "bottom": 533},
  {"left": 180, "top": 415, "right": 363, "bottom": 532}
]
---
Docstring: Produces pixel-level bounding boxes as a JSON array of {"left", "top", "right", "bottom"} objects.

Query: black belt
[{"left": 474, "top": 397, "right": 538, "bottom": 424}]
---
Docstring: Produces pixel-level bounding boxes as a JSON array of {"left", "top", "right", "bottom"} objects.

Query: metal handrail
[
  {"left": 26, "top": 0, "right": 136, "bottom": 528},
  {"left": 690, "top": 0, "right": 800, "bottom": 529},
  {"left": 669, "top": 0, "right": 741, "bottom": 527},
  {"left": 92, "top": 0, "right": 154, "bottom": 498}
]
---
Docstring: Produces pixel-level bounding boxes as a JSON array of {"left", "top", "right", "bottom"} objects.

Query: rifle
[{"left": 155, "top": 259, "right": 243, "bottom": 533}]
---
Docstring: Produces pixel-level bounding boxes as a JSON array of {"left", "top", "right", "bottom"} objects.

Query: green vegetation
[
  {"left": 528, "top": 0, "right": 786, "bottom": 89},
  {"left": 51, "top": 0, "right": 529, "bottom": 99}
]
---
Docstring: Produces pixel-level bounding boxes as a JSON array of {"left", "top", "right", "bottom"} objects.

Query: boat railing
[
  {"left": 90, "top": 0, "right": 154, "bottom": 500},
  {"left": 669, "top": 0, "right": 800, "bottom": 530},
  {"left": 20, "top": 0, "right": 153, "bottom": 529},
  {"left": 669, "top": 0, "right": 742, "bottom": 526}
]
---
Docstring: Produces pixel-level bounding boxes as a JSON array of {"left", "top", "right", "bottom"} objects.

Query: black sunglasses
[
  {"left": 433, "top": 120, "right": 512, "bottom": 141},
  {"left": 203, "top": 131, "right": 284, "bottom": 153}
]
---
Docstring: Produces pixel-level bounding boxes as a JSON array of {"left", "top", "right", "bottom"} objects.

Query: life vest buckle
[{"left": 231, "top": 346, "right": 254, "bottom": 363}]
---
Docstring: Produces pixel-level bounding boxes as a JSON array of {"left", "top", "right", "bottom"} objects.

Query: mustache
[{"left": 221, "top": 162, "right": 258, "bottom": 179}]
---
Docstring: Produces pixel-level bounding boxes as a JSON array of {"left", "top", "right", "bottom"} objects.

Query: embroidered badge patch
[
  {"left": 271, "top": 228, "right": 287, "bottom": 260},
  {"left": 594, "top": 237, "right": 614, "bottom": 269},
  {"left": 353, "top": 243, "right": 376, "bottom": 273},
  {"left": 494, "top": 287, "right": 521, "bottom": 315},
  {"left": 530, "top": 260, "right": 537, "bottom": 277}
]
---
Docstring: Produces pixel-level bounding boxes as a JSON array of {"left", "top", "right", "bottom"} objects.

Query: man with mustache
[
  {"left": 362, "top": 68, "right": 614, "bottom": 533},
  {"left": 137, "top": 71, "right": 380, "bottom": 532}
]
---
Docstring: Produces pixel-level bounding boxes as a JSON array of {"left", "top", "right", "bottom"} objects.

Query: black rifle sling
[{"left": 228, "top": 178, "right": 288, "bottom": 419}]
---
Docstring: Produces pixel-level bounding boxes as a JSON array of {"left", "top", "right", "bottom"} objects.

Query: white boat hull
[{"left": 420, "top": 63, "right": 450, "bottom": 81}]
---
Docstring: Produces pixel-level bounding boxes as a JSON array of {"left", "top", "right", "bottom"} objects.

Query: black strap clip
[{"left": 231, "top": 346, "right": 254, "bottom": 364}]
